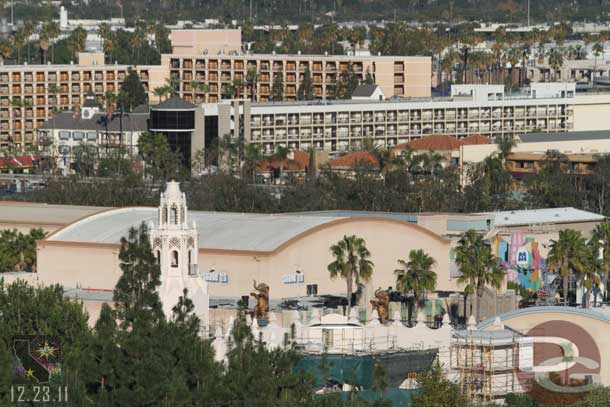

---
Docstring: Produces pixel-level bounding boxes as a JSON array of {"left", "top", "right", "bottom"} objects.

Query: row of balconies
[
  {"left": 3, "top": 71, "right": 140, "bottom": 83},
  {"left": 174, "top": 58, "right": 365, "bottom": 72},
  {"left": 250, "top": 120, "right": 566, "bottom": 140}
]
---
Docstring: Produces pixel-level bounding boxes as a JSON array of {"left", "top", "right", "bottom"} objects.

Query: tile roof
[
  {"left": 328, "top": 151, "right": 379, "bottom": 168},
  {"left": 394, "top": 134, "right": 490, "bottom": 152},
  {"left": 403, "top": 134, "right": 464, "bottom": 151},
  {"left": 39, "top": 111, "right": 149, "bottom": 132},
  {"left": 0, "top": 154, "right": 39, "bottom": 168},
  {"left": 256, "top": 150, "right": 310, "bottom": 172},
  {"left": 461, "top": 134, "right": 491, "bottom": 145}
]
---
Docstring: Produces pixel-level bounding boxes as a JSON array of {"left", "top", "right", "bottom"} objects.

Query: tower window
[
  {"left": 162, "top": 205, "right": 167, "bottom": 224},
  {"left": 156, "top": 250, "right": 160, "bottom": 264},
  {"left": 170, "top": 205, "right": 178, "bottom": 224},
  {"left": 180, "top": 206, "right": 185, "bottom": 224},
  {"left": 171, "top": 250, "right": 179, "bottom": 267}
]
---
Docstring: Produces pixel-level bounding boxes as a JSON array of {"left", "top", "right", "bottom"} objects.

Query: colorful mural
[{"left": 491, "top": 232, "right": 551, "bottom": 292}]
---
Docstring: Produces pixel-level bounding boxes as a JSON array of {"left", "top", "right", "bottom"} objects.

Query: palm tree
[
  {"left": 593, "top": 42, "right": 604, "bottom": 83},
  {"left": 455, "top": 230, "right": 504, "bottom": 323},
  {"left": 42, "top": 21, "right": 60, "bottom": 64},
  {"left": 129, "top": 28, "right": 146, "bottom": 64},
  {"left": 547, "top": 229, "right": 588, "bottom": 307},
  {"left": 592, "top": 221, "right": 610, "bottom": 300},
  {"left": 153, "top": 87, "right": 166, "bottom": 103},
  {"left": 395, "top": 249, "right": 437, "bottom": 324},
  {"left": 272, "top": 145, "right": 291, "bottom": 183},
  {"left": 580, "top": 243, "right": 602, "bottom": 309},
  {"left": 98, "top": 23, "right": 114, "bottom": 63},
  {"left": 246, "top": 67, "right": 258, "bottom": 101},
  {"left": 68, "top": 25, "right": 88, "bottom": 61},
  {"left": 328, "top": 235, "right": 374, "bottom": 316},
  {"left": 548, "top": 48, "right": 564, "bottom": 81}
]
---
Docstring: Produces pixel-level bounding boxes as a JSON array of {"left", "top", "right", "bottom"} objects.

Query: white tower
[{"left": 150, "top": 181, "right": 209, "bottom": 333}]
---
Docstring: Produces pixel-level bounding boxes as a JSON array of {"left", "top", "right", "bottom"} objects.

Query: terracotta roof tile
[
  {"left": 461, "top": 134, "right": 491, "bottom": 145},
  {"left": 328, "top": 151, "right": 379, "bottom": 168},
  {"left": 404, "top": 134, "right": 463, "bottom": 151},
  {"left": 256, "top": 150, "right": 310, "bottom": 172}
]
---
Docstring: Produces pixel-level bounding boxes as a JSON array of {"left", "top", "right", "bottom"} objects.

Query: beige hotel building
[{"left": 0, "top": 28, "right": 431, "bottom": 150}]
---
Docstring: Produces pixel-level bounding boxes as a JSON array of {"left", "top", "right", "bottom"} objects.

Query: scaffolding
[{"left": 450, "top": 329, "right": 527, "bottom": 404}]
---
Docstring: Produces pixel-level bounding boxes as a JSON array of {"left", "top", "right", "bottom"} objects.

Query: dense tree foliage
[
  {"left": 0, "top": 226, "right": 396, "bottom": 406},
  {"left": 0, "top": 228, "right": 46, "bottom": 273},
  {"left": 47, "top": 0, "right": 610, "bottom": 24}
]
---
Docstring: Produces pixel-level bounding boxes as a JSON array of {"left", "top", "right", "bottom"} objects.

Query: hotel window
[{"left": 59, "top": 131, "right": 70, "bottom": 140}]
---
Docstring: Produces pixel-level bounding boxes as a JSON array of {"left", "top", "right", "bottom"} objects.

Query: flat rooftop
[
  {"left": 521, "top": 130, "right": 610, "bottom": 143},
  {"left": 482, "top": 207, "right": 605, "bottom": 227}
]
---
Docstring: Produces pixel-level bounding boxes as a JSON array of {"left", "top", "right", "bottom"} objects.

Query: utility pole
[
  {"left": 249, "top": 0, "right": 252, "bottom": 21},
  {"left": 527, "top": 0, "right": 531, "bottom": 27}
]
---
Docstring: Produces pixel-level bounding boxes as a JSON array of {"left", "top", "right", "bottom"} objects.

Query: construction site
[{"left": 450, "top": 326, "right": 531, "bottom": 403}]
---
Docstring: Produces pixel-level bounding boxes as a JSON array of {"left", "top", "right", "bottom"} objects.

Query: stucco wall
[{"left": 36, "top": 218, "right": 460, "bottom": 301}]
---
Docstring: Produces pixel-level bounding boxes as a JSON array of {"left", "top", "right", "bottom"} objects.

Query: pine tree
[
  {"left": 297, "top": 68, "right": 314, "bottom": 100},
  {"left": 271, "top": 73, "right": 284, "bottom": 102},
  {"left": 113, "top": 222, "right": 163, "bottom": 329},
  {"left": 119, "top": 68, "right": 148, "bottom": 111}
]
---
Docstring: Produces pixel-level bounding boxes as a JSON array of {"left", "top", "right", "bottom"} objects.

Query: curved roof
[
  {"left": 478, "top": 306, "right": 610, "bottom": 329},
  {"left": 45, "top": 207, "right": 447, "bottom": 253}
]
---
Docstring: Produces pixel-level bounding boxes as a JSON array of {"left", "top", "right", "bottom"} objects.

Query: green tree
[
  {"left": 410, "top": 362, "right": 469, "bottom": 407},
  {"left": 138, "top": 132, "right": 186, "bottom": 182},
  {"left": 271, "top": 73, "right": 284, "bottom": 101},
  {"left": 328, "top": 235, "right": 374, "bottom": 316},
  {"left": 297, "top": 68, "right": 314, "bottom": 100},
  {"left": 455, "top": 230, "right": 504, "bottom": 322},
  {"left": 394, "top": 249, "right": 437, "bottom": 323},
  {"left": 113, "top": 222, "right": 163, "bottom": 329},
  {"left": 68, "top": 25, "right": 87, "bottom": 61},
  {"left": 119, "top": 68, "right": 148, "bottom": 111},
  {"left": 591, "top": 221, "right": 610, "bottom": 300},
  {"left": 547, "top": 229, "right": 588, "bottom": 307}
]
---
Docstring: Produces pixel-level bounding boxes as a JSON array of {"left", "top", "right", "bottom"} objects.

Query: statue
[
  {"left": 370, "top": 287, "right": 390, "bottom": 323},
  {"left": 251, "top": 280, "right": 270, "bottom": 321}
]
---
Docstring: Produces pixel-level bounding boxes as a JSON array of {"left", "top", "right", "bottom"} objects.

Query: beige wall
[
  {"left": 36, "top": 218, "right": 462, "bottom": 302},
  {"left": 170, "top": 29, "right": 242, "bottom": 55},
  {"left": 37, "top": 242, "right": 122, "bottom": 290},
  {"left": 573, "top": 94, "right": 610, "bottom": 132}
]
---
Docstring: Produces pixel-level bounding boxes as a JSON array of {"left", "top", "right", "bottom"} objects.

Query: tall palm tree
[
  {"left": 455, "top": 230, "right": 504, "bottom": 322},
  {"left": 328, "top": 235, "right": 374, "bottom": 316},
  {"left": 593, "top": 42, "right": 604, "bottom": 83},
  {"left": 42, "top": 21, "right": 60, "bottom": 64},
  {"left": 547, "top": 229, "right": 588, "bottom": 307},
  {"left": 395, "top": 249, "right": 437, "bottom": 324},
  {"left": 548, "top": 48, "right": 564, "bottom": 81},
  {"left": 68, "top": 25, "right": 87, "bottom": 61},
  {"left": 580, "top": 243, "right": 602, "bottom": 309},
  {"left": 592, "top": 221, "right": 610, "bottom": 300}
]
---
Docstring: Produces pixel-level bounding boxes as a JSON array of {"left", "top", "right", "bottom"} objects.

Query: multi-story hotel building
[
  {"left": 206, "top": 83, "right": 577, "bottom": 155},
  {"left": 0, "top": 52, "right": 166, "bottom": 150},
  {"left": 162, "top": 53, "right": 432, "bottom": 104}
]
